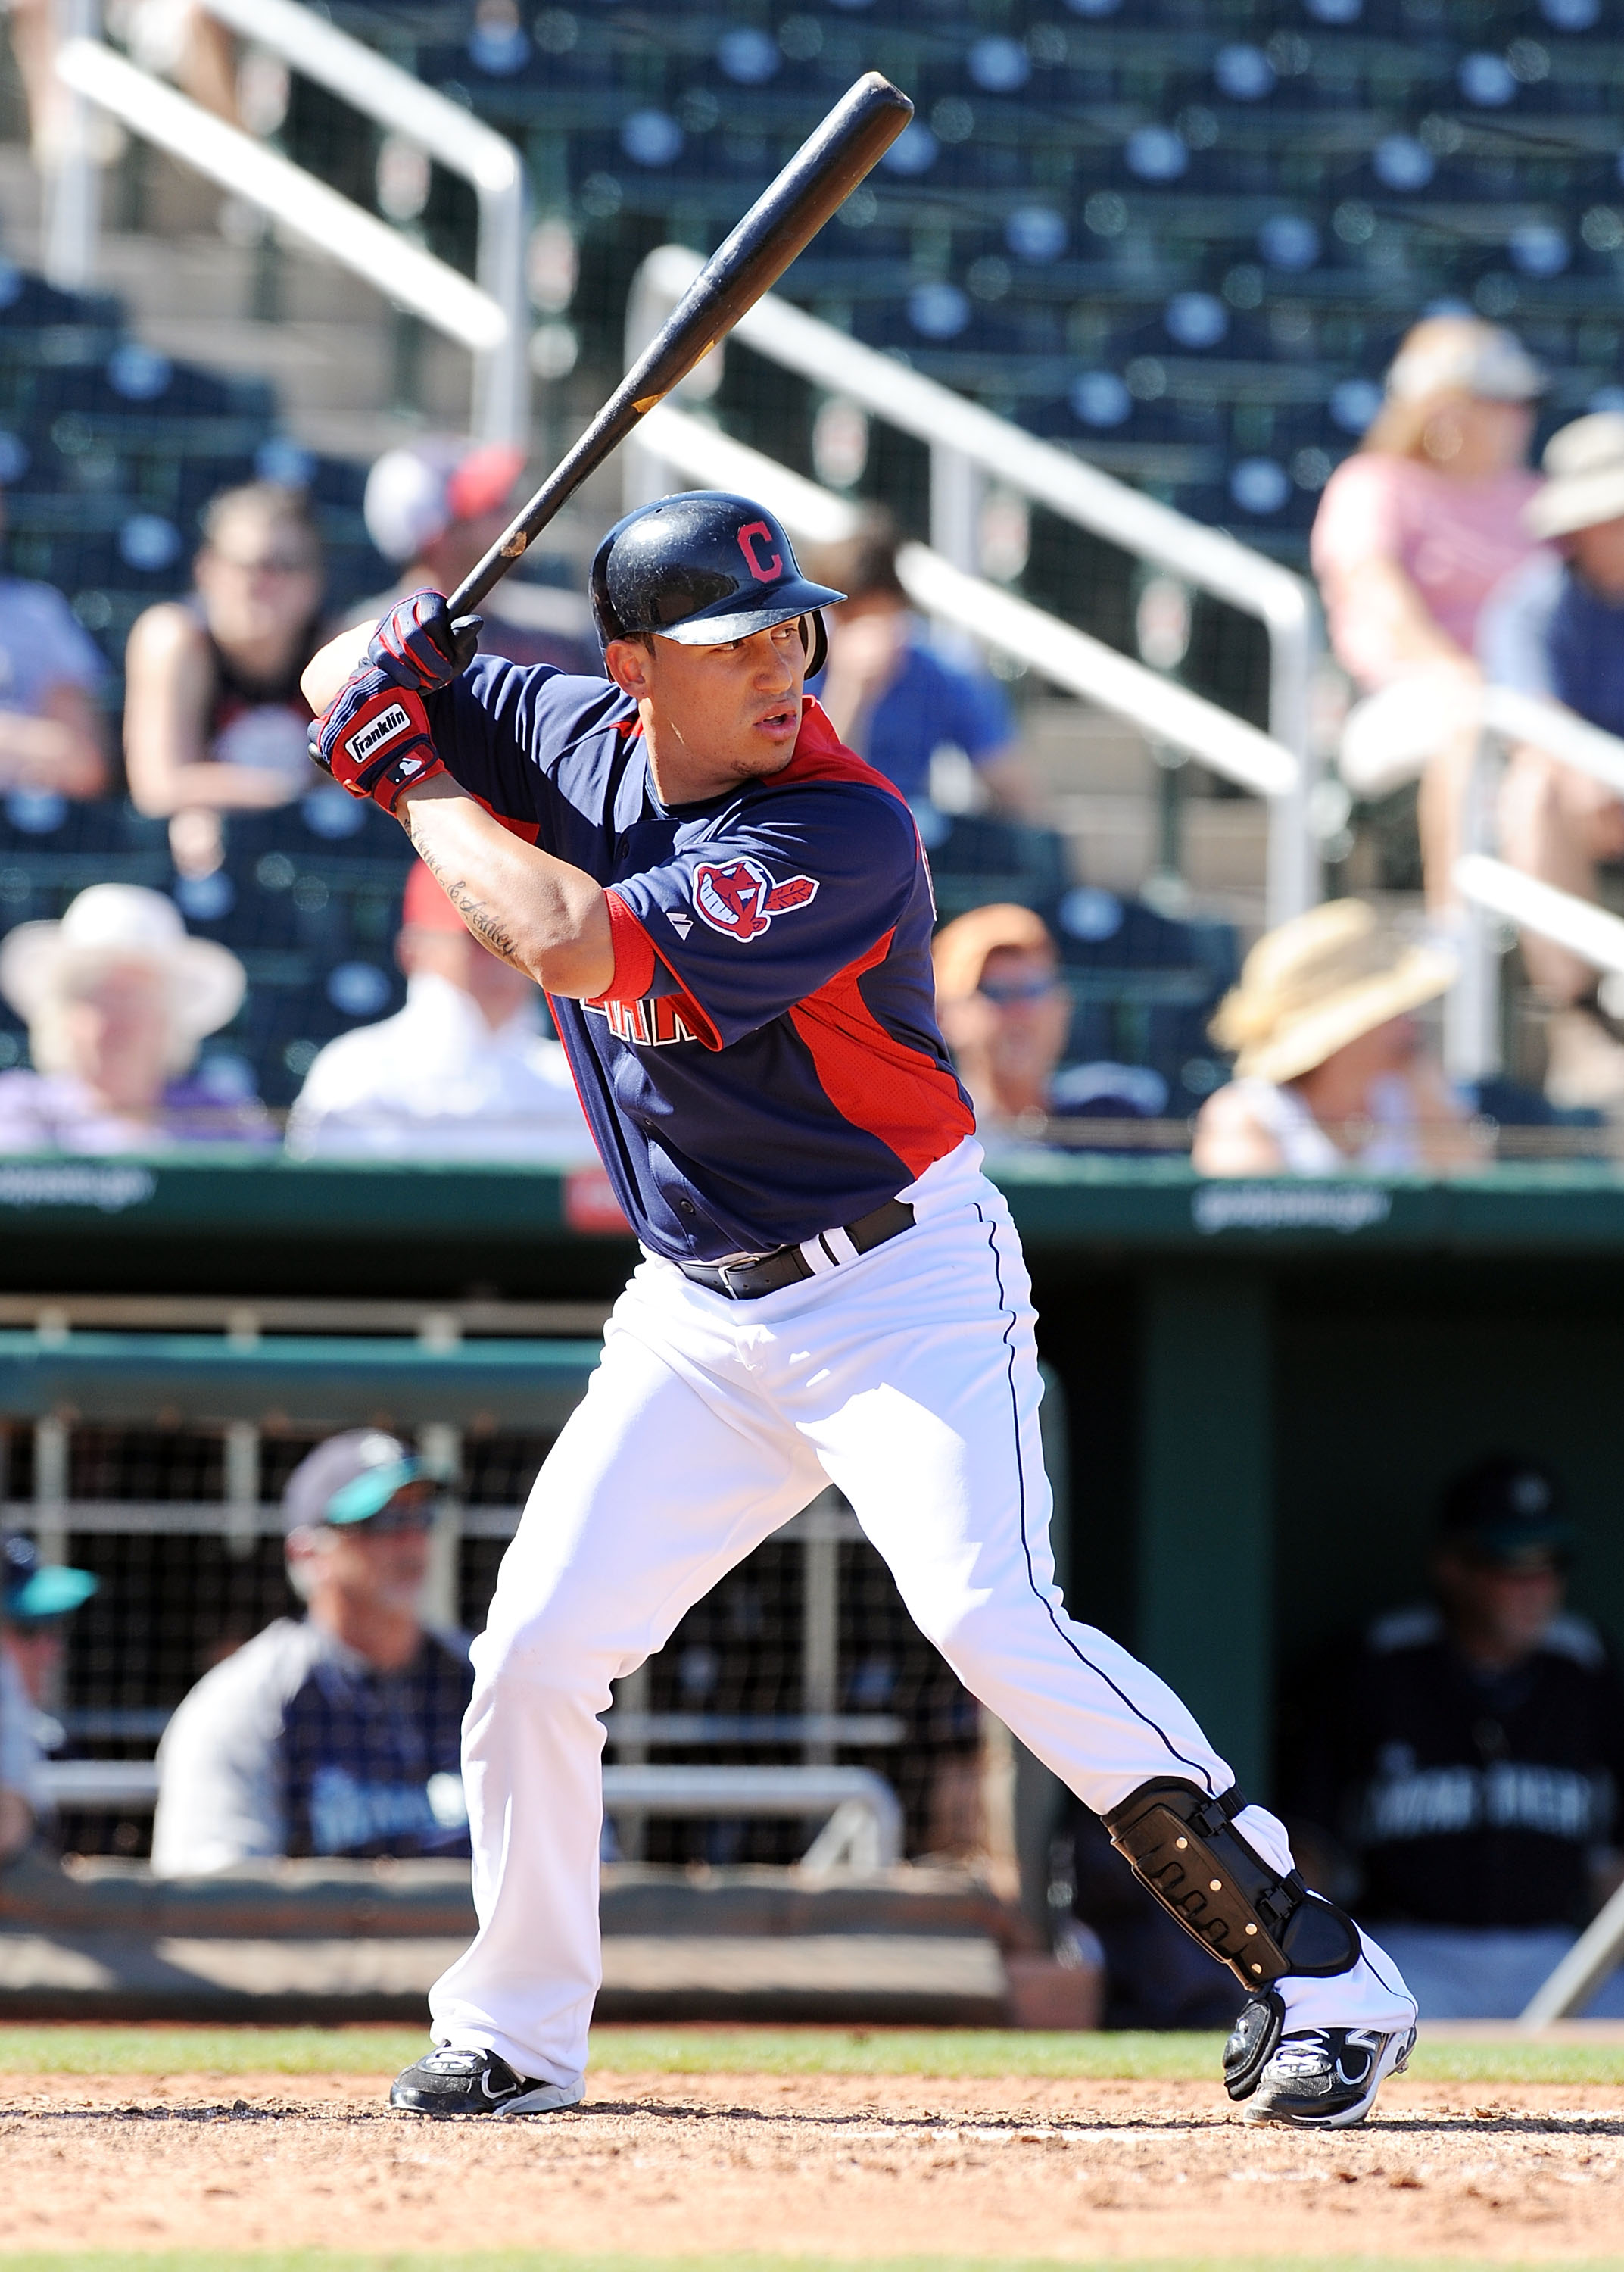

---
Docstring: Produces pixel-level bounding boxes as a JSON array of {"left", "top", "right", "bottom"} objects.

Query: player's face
[{"left": 606, "top": 620, "right": 805, "bottom": 802}]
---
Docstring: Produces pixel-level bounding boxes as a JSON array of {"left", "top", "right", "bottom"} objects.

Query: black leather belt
[{"left": 677, "top": 1197, "right": 915, "bottom": 1300}]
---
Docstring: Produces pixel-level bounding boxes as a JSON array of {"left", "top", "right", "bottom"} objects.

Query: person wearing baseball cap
[
  {"left": 353, "top": 438, "right": 599, "bottom": 676},
  {"left": 2, "top": 1534, "right": 98, "bottom": 1865},
  {"left": 1312, "top": 315, "right": 1544, "bottom": 916},
  {"left": 285, "top": 860, "right": 594, "bottom": 1162},
  {"left": 1475, "top": 411, "right": 1624, "bottom": 1108},
  {"left": 1280, "top": 1454, "right": 1624, "bottom": 2019},
  {"left": 931, "top": 902, "right": 1169, "bottom": 1144},
  {"left": 151, "top": 1428, "right": 475, "bottom": 1876}
]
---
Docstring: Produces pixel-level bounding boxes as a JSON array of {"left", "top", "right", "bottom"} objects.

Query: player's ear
[{"left": 604, "top": 636, "right": 653, "bottom": 700}]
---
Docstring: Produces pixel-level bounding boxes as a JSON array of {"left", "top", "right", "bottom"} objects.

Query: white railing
[
  {"left": 197, "top": 0, "right": 528, "bottom": 444},
  {"left": 52, "top": 2, "right": 527, "bottom": 442},
  {"left": 1447, "top": 687, "right": 1624, "bottom": 1079},
  {"left": 631, "top": 245, "right": 1318, "bottom": 922},
  {"left": 641, "top": 403, "right": 1295, "bottom": 799}
]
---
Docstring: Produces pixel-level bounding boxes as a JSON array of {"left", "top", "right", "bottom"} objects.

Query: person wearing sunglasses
[
  {"left": 123, "top": 481, "right": 328, "bottom": 878},
  {"left": 151, "top": 1429, "right": 473, "bottom": 1876},
  {"left": 932, "top": 902, "right": 1167, "bottom": 1142}
]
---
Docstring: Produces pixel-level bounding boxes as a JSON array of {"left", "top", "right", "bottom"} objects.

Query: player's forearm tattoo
[{"left": 406, "top": 827, "right": 527, "bottom": 969}]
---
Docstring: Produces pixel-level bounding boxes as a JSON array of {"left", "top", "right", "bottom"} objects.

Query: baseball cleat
[
  {"left": 389, "top": 2046, "right": 585, "bottom": 2118},
  {"left": 1239, "top": 2024, "right": 1416, "bottom": 2128}
]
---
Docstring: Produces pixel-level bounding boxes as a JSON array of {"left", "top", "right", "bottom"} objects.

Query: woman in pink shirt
[{"left": 1311, "top": 317, "right": 1544, "bottom": 911}]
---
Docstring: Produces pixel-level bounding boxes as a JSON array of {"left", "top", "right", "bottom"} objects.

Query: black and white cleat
[
  {"left": 389, "top": 2046, "right": 585, "bottom": 2118},
  {"left": 1240, "top": 2024, "right": 1416, "bottom": 2128}
]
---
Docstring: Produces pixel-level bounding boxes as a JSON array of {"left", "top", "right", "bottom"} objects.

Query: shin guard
[{"left": 1100, "top": 1779, "right": 1360, "bottom": 1991}]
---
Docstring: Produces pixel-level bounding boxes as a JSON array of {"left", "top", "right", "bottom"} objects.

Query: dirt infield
[{"left": 4, "top": 2067, "right": 1624, "bottom": 2263}]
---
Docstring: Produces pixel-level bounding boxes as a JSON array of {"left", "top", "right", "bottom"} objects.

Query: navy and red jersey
[{"left": 423, "top": 657, "right": 974, "bottom": 1260}]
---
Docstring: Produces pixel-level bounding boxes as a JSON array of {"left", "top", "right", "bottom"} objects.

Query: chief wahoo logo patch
[{"left": 691, "top": 857, "right": 819, "bottom": 942}]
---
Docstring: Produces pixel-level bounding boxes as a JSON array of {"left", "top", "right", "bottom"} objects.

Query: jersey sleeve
[
  {"left": 425, "top": 657, "right": 632, "bottom": 851},
  {"left": 604, "top": 782, "right": 921, "bottom": 1047}
]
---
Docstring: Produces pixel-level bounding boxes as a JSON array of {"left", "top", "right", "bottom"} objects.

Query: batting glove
[
  {"left": 310, "top": 670, "right": 447, "bottom": 814},
  {"left": 367, "top": 588, "right": 483, "bottom": 694}
]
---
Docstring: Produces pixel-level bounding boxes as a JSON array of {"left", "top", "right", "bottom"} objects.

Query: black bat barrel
[{"left": 447, "top": 73, "right": 913, "bottom": 620}]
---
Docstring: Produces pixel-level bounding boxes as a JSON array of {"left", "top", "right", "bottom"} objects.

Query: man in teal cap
[
  {"left": 151, "top": 1428, "right": 474, "bottom": 1875},
  {"left": 2, "top": 1534, "right": 98, "bottom": 1863}
]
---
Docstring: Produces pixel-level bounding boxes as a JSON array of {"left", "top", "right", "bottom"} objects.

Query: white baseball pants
[{"left": 429, "top": 1138, "right": 1413, "bottom": 2085}]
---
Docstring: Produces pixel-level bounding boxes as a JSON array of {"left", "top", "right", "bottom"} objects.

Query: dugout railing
[{"left": 0, "top": 1302, "right": 1049, "bottom": 1873}]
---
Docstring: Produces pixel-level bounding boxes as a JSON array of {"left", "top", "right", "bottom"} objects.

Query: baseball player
[{"left": 303, "top": 492, "right": 1417, "bottom": 2127}]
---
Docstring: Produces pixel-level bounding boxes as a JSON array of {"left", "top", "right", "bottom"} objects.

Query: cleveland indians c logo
[
  {"left": 736, "top": 521, "right": 783, "bottom": 582},
  {"left": 692, "top": 857, "right": 819, "bottom": 941}
]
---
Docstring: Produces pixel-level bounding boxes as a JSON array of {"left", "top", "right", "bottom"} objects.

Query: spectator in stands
[
  {"left": 151, "top": 1430, "right": 472, "bottom": 1874},
  {"left": 1282, "top": 1456, "right": 1624, "bottom": 2019},
  {"left": 1192, "top": 899, "right": 1485, "bottom": 1175},
  {"left": 1478, "top": 413, "right": 1624, "bottom": 1108},
  {"left": 932, "top": 903, "right": 1168, "bottom": 1142},
  {"left": 8, "top": 0, "right": 237, "bottom": 164},
  {"left": 1312, "top": 317, "right": 1543, "bottom": 916},
  {"left": 803, "top": 512, "right": 1036, "bottom": 816},
  {"left": 0, "top": 883, "right": 271, "bottom": 1151},
  {"left": 356, "top": 439, "right": 600, "bottom": 674},
  {"left": 0, "top": 479, "right": 108, "bottom": 804},
  {"left": 1, "top": 1533, "right": 98, "bottom": 1865},
  {"left": 123, "top": 482, "right": 326, "bottom": 877},
  {"left": 285, "top": 861, "right": 594, "bottom": 1162}
]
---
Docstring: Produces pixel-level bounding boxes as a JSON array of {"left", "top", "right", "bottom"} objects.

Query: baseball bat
[{"left": 446, "top": 71, "right": 913, "bottom": 620}]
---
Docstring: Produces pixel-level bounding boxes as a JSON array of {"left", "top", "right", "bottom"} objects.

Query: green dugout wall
[{"left": 3, "top": 1151, "right": 1623, "bottom": 1799}]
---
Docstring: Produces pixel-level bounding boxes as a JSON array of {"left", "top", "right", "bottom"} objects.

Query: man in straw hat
[
  {"left": 1479, "top": 411, "right": 1624, "bottom": 1107},
  {"left": 0, "top": 883, "right": 269, "bottom": 1150},
  {"left": 1192, "top": 900, "right": 1485, "bottom": 1175}
]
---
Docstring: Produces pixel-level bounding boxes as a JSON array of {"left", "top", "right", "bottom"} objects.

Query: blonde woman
[
  {"left": 123, "top": 482, "right": 326, "bottom": 875},
  {"left": 1192, "top": 900, "right": 1486, "bottom": 1176},
  {"left": 1311, "top": 318, "right": 1545, "bottom": 912}
]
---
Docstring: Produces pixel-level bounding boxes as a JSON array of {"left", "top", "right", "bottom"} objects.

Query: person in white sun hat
[
  {"left": 1192, "top": 900, "right": 1487, "bottom": 1176},
  {"left": 0, "top": 883, "right": 271, "bottom": 1151}
]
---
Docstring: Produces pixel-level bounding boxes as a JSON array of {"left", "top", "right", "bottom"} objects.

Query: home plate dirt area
[{"left": 5, "top": 2067, "right": 1624, "bottom": 2261}]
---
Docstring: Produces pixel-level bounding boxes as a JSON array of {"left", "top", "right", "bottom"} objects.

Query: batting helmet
[{"left": 590, "top": 492, "right": 844, "bottom": 677}]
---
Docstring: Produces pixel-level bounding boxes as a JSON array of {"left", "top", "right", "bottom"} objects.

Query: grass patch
[{"left": 4, "top": 2021, "right": 1624, "bottom": 2086}]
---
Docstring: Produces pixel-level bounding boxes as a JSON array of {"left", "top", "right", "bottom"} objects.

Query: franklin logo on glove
[{"left": 346, "top": 702, "right": 416, "bottom": 766}]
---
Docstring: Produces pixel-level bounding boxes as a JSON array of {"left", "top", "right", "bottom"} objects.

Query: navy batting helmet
[{"left": 590, "top": 492, "right": 844, "bottom": 677}]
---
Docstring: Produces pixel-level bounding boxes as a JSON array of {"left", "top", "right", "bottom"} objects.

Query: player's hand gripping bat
[{"left": 443, "top": 72, "right": 912, "bottom": 626}]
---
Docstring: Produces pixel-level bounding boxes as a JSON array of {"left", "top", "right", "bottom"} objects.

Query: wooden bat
[{"left": 446, "top": 71, "right": 912, "bottom": 619}]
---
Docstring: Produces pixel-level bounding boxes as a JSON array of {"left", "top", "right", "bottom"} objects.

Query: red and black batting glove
[
  {"left": 367, "top": 588, "right": 483, "bottom": 695},
  {"left": 310, "top": 667, "right": 447, "bottom": 815}
]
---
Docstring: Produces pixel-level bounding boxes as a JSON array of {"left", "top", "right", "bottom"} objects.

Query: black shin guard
[{"left": 1099, "top": 1779, "right": 1361, "bottom": 1992}]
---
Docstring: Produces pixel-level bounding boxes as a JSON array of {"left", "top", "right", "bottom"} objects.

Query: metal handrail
[
  {"left": 639, "top": 400, "right": 1297, "bottom": 801},
  {"left": 633, "top": 245, "right": 1320, "bottom": 922},
  {"left": 1447, "top": 685, "right": 1624, "bottom": 1078},
  {"left": 52, "top": 37, "right": 520, "bottom": 440},
  {"left": 195, "top": 0, "right": 528, "bottom": 445}
]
